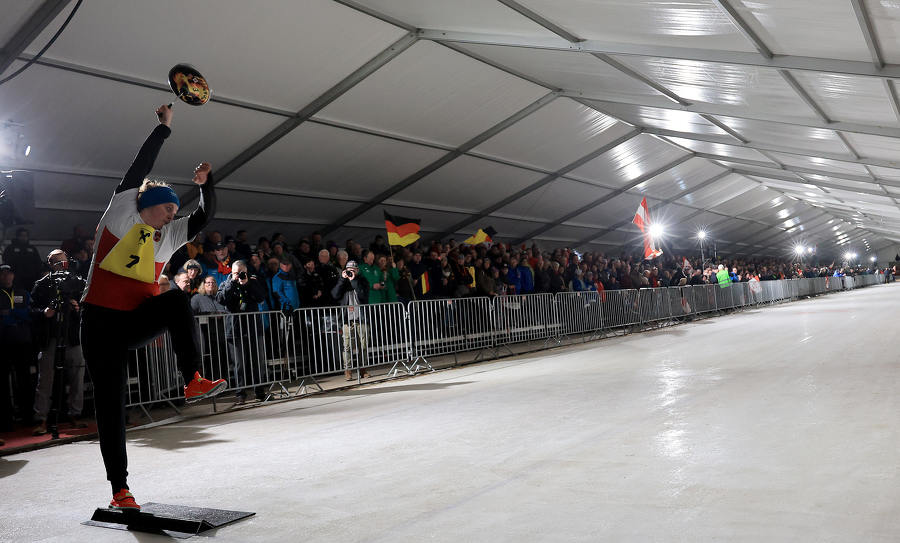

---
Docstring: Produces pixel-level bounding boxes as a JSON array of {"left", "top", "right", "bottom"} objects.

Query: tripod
[{"left": 45, "top": 290, "right": 84, "bottom": 439}]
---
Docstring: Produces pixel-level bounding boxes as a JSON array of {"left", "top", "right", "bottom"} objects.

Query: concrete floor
[{"left": 2, "top": 284, "right": 899, "bottom": 542}]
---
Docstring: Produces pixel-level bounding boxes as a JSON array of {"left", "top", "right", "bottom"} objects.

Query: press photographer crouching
[{"left": 30, "top": 250, "right": 88, "bottom": 436}]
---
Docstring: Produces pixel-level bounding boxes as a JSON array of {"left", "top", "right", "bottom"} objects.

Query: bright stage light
[
  {"left": 649, "top": 224, "right": 664, "bottom": 237},
  {"left": 794, "top": 246, "right": 804, "bottom": 255},
  {"left": 697, "top": 230, "right": 706, "bottom": 240}
]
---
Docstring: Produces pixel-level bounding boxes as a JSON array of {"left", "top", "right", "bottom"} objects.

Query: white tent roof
[{"left": 3, "top": 0, "right": 900, "bottom": 259}]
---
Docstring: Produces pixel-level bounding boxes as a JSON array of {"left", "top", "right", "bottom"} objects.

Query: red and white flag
[{"left": 633, "top": 197, "right": 663, "bottom": 260}]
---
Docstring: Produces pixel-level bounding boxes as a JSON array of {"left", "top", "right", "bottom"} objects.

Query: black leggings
[{"left": 81, "top": 289, "right": 200, "bottom": 493}]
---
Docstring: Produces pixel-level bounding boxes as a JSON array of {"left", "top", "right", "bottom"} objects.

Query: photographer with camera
[
  {"left": 30, "top": 250, "right": 88, "bottom": 436},
  {"left": 216, "top": 260, "right": 268, "bottom": 403},
  {"left": 331, "top": 261, "right": 370, "bottom": 381}
]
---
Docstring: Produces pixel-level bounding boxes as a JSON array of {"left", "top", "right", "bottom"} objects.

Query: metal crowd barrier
[
  {"left": 493, "top": 293, "right": 560, "bottom": 349},
  {"left": 123, "top": 274, "right": 889, "bottom": 410},
  {"left": 407, "top": 297, "right": 493, "bottom": 371}
]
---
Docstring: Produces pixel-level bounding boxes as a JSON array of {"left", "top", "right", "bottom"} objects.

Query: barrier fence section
[
  {"left": 555, "top": 291, "right": 603, "bottom": 341},
  {"left": 124, "top": 275, "right": 888, "bottom": 409},
  {"left": 408, "top": 297, "right": 494, "bottom": 370},
  {"left": 493, "top": 293, "right": 560, "bottom": 348},
  {"left": 291, "top": 302, "right": 409, "bottom": 384}
]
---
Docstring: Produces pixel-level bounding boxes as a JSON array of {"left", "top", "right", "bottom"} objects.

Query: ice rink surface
[{"left": 2, "top": 284, "right": 899, "bottom": 542}]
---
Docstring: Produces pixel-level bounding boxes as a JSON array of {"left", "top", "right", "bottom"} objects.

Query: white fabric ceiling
[{"left": 3, "top": 0, "right": 900, "bottom": 259}]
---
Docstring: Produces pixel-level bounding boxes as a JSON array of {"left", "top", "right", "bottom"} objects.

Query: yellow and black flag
[
  {"left": 384, "top": 211, "right": 421, "bottom": 247},
  {"left": 464, "top": 226, "right": 497, "bottom": 245}
]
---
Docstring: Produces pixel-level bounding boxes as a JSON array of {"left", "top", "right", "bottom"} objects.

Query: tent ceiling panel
[
  {"left": 839, "top": 132, "right": 900, "bottom": 164},
  {"left": 730, "top": 0, "right": 871, "bottom": 62},
  {"left": 315, "top": 40, "right": 549, "bottom": 148},
  {"left": 630, "top": 158, "right": 727, "bottom": 200},
  {"left": 705, "top": 184, "right": 780, "bottom": 216},
  {"left": 537, "top": 224, "right": 604, "bottom": 244},
  {"left": 764, "top": 152, "right": 871, "bottom": 177},
  {"left": 567, "top": 134, "right": 691, "bottom": 187},
  {"left": 213, "top": 191, "right": 358, "bottom": 224},
  {"left": 461, "top": 216, "right": 545, "bottom": 241},
  {"left": 4, "top": 0, "right": 900, "bottom": 257},
  {"left": 788, "top": 71, "right": 898, "bottom": 127},
  {"left": 868, "top": 167, "right": 900, "bottom": 183},
  {"left": 613, "top": 57, "right": 813, "bottom": 118},
  {"left": 713, "top": 117, "right": 850, "bottom": 156},
  {"left": 31, "top": 170, "right": 111, "bottom": 213},
  {"left": 386, "top": 155, "right": 546, "bottom": 214},
  {"left": 2, "top": 0, "right": 44, "bottom": 44},
  {"left": 491, "top": 178, "right": 613, "bottom": 224},
  {"left": 348, "top": 205, "right": 471, "bottom": 235},
  {"left": 0, "top": 63, "right": 285, "bottom": 179},
  {"left": 863, "top": 0, "right": 900, "bottom": 64},
  {"left": 661, "top": 137, "right": 777, "bottom": 164},
  {"left": 653, "top": 202, "right": 705, "bottom": 225},
  {"left": 679, "top": 174, "right": 759, "bottom": 209},
  {"left": 22, "top": 0, "right": 408, "bottom": 112},
  {"left": 455, "top": 43, "right": 666, "bottom": 101},
  {"left": 218, "top": 122, "right": 447, "bottom": 201},
  {"left": 471, "top": 98, "right": 634, "bottom": 172},
  {"left": 583, "top": 101, "right": 729, "bottom": 136},
  {"left": 566, "top": 193, "right": 650, "bottom": 229},
  {"left": 351, "top": 0, "right": 555, "bottom": 37},
  {"left": 517, "top": 0, "right": 758, "bottom": 52}
]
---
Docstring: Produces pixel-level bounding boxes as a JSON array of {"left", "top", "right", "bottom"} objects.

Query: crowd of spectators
[{"left": 0, "top": 222, "right": 893, "bottom": 443}]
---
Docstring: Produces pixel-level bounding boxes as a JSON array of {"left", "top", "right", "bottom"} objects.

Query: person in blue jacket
[{"left": 272, "top": 257, "right": 300, "bottom": 311}]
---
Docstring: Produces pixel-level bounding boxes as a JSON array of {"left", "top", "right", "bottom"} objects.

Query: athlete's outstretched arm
[
  {"left": 115, "top": 105, "right": 173, "bottom": 195},
  {"left": 186, "top": 163, "right": 216, "bottom": 239}
]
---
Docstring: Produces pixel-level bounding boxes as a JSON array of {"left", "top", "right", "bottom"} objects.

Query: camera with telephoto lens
[
  {"left": 238, "top": 271, "right": 247, "bottom": 280},
  {"left": 48, "top": 269, "right": 84, "bottom": 305}
]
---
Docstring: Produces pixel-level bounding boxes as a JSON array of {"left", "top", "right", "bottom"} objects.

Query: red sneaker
[
  {"left": 110, "top": 488, "right": 140, "bottom": 511},
  {"left": 184, "top": 372, "right": 227, "bottom": 403}
]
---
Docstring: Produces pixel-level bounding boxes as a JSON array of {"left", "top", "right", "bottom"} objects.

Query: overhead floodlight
[
  {"left": 793, "top": 246, "right": 804, "bottom": 255},
  {"left": 844, "top": 252, "right": 853, "bottom": 260},
  {"left": 649, "top": 224, "right": 664, "bottom": 238},
  {"left": 806, "top": 247, "right": 813, "bottom": 253},
  {"left": 871, "top": 256, "right": 876, "bottom": 262},
  {"left": 697, "top": 230, "right": 706, "bottom": 240}
]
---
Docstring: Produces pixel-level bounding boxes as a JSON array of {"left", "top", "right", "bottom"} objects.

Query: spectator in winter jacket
[
  {"left": 2, "top": 228, "right": 42, "bottom": 290},
  {"left": 331, "top": 261, "right": 370, "bottom": 380},
  {"left": 0, "top": 264, "right": 39, "bottom": 431},
  {"left": 272, "top": 257, "right": 300, "bottom": 311}
]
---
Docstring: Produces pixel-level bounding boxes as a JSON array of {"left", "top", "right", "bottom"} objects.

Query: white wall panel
[
  {"left": 456, "top": 44, "right": 666, "bottom": 101},
  {"left": 789, "top": 72, "right": 898, "bottom": 127},
  {"left": 387, "top": 155, "right": 545, "bottom": 214},
  {"left": 631, "top": 158, "right": 727, "bottom": 200},
  {"left": 0, "top": 64, "right": 285, "bottom": 180},
  {"left": 731, "top": 0, "right": 871, "bottom": 62},
  {"left": 220, "top": 122, "right": 447, "bottom": 201},
  {"left": 587, "top": 102, "right": 729, "bottom": 136},
  {"left": 519, "top": 0, "right": 758, "bottom": 52},
  {"left": 472, "top": 98, "right": 634, "bottom": 172},
  {"left": 316, "top": 40, "right": 549, "bottom": 148},
  {"left": 493, "top": 178, "right": 612, "bottom": 223},
  {"left": 617, "top": 57, "right": 812, "bottom": 118},
  {"left": 568, "top": 135, "right": 690, "bottom": 188}
]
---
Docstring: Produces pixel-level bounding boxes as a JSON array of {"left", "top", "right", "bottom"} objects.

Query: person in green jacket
[
  {"left": 378, "top": 254, "right": 400, "bottom": 304},
  {"left": 359, "top": 250, "right": 385, "bottom": 304}
]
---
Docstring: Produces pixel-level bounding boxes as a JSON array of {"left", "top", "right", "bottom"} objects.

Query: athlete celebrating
[{"left": 80, "top": 104, "right": 227, "bottom": 511}]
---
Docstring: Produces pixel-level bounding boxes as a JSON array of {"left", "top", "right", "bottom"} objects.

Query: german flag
[
  {"left": 384, "top": 211, "right": 421, "bottom": 247},
  {"left": 464, "top": 226, "right": 497, "bottom": 245},
  {"left": 420, "top": 271, "right": 430, "bottom": 295}
]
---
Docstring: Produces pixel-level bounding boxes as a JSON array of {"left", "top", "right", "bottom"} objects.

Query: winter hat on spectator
[
  {"left": 185, "top": 260, "right": 202, "bottom": 270},
  {"left": 214, "top": 241, "right": 227, "bottom": 250},
  {"left": 271, "top": 241, "right": 284, "bottom": 248},
  {"left": 346, "top": 260, "right": 358, "bottom": 269},
  {"left": 574, "top": 269, "right": 582, "bottom": 276}
]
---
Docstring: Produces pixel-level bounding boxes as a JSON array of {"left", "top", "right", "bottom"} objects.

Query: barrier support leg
[{"left": 293, "top": 375, "right": 323, "bottom": 396}]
